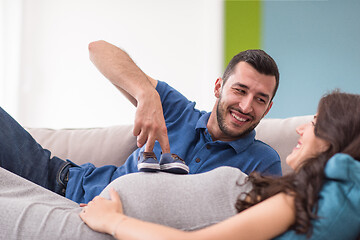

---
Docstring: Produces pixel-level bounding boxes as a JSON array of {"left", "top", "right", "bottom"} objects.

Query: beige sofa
[
  {"left": 3, "top": 114, "right": 356, "bottom": 240},
  {"left": 27, "top": 115, "right": 313, "bottom": 175}
]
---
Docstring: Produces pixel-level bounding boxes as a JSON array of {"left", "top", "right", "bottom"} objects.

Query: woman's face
[{"left": 286, "top": 116, "right": 330, "bottom": 170}]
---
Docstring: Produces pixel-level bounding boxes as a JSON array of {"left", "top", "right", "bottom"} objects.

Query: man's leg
[{"left": 0, "top": 106, "right": 70, "bottom": 195}]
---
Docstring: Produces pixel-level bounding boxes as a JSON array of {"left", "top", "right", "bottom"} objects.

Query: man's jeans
[{"left": 0, "top": 107, "right": 71, "bottom": 196}]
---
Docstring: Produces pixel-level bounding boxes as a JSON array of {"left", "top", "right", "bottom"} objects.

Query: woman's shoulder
[
  {"left": 276, "top": 153, "right": 360, "bottom": 240},
  {"left": 324, "top": 153, "right": 360, "bottom": 182}
]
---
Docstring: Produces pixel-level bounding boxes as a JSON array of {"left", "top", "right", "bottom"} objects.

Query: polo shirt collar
[
  {"left": 195, "top": 112, "right": 211, "bottom": 130},
  {"left": 195, "top": 112, "right": 256, "bottom": 154},
  {"left": 227, "top": 130, "right": 255, "bottom": 153}
]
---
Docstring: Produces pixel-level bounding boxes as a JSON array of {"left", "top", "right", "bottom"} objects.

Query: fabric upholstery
[
  {"left": 27, "top": 115, "right": 313, "bottom": 175},
  {"left": 27, "top": 125, "right": 137, "bottom": 167}
]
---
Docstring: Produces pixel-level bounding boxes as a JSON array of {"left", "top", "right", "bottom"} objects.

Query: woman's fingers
[
  {"left": 109, "top": 188, "right": 123, "bottom": 213},
  {"left": 109, "top": 188, "right": 120, "bottom": 202}
]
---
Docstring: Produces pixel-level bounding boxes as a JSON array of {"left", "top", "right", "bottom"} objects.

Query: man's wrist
[{"left": 136, "top": 88, "right": 160, "bottom": 106}]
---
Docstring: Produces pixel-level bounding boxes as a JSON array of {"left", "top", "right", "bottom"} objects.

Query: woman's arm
[{"left": 80, "top": 189, "right": 296, "bottom": 240}]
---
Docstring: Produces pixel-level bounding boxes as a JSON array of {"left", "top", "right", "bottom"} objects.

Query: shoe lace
[
  {"left": 143, "top": 152, "right": 157, "bottom": 160},
  {"left": 171, "top": 154, "right": 185, "bottom": 163}
]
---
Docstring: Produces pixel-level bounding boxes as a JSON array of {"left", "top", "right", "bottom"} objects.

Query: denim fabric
[{"left": 0, "top": 107, "right": 69, "bottom": 196}]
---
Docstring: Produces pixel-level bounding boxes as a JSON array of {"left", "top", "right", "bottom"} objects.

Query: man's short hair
[{"left": 222, "top": 50, "right": 280, "bottom": 101}]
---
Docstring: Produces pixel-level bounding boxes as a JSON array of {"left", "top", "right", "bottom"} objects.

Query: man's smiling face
[{"left": 211, "top": 61, "right": 276, "bottom": 141}]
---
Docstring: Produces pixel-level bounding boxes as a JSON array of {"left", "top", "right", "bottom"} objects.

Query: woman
[{"left": 79, "top": 90, "right": 360, "bottom": 240}]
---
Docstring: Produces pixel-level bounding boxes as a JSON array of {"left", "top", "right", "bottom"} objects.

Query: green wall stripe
[{"left": 224, "top": 0, "right": 262, "bottom": 67}]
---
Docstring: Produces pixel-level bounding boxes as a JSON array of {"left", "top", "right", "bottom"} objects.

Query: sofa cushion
[{"left": 27, "top": 125, "right": 137, "bottom": 167}]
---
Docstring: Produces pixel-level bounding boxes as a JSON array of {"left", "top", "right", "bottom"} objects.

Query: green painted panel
[{"left": 224, "top": 0, "right": 262, "bottom": 67}]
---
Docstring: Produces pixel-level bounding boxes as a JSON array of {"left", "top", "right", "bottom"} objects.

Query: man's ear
[
  {"left": 214, "top": 78, "right": 223, "bottom": 98},
  {"left": 263, "top": 101, "right": 273, "bottom": 117}
]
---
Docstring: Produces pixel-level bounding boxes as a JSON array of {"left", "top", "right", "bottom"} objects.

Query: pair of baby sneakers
[{"left": 137, "top": 151, "right": 189, "bottom": 174}]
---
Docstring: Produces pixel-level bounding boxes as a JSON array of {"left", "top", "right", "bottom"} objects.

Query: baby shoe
[
  {"left": 137, "top": 151, "right": 160, "bottom": 172},
  {"left": 159, "top": 153, "right": 189, "bottom": 174}
]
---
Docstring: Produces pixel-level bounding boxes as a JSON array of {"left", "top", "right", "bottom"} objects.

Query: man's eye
[
  {"left": 257, "top": 97, "right": 266, "bottom": 103},
  {"left": 235, "top": 89, "right": 246, "bottom": 94}
]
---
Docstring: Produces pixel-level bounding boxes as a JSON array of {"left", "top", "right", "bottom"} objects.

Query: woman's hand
[{"left": 79, "top": 188, "right": 124, "bottom": 235}]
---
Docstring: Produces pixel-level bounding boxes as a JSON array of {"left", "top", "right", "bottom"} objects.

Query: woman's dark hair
[
  {"left": 235, "top": 90, "right": 360, "bottom": 237},
  {"left": 222, "top": 50, "right": 280, "bottom": 101}
]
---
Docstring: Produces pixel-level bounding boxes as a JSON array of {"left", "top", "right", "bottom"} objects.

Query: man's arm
[{"left": 88, "top": 40, "right": 169, "bottom": 153}]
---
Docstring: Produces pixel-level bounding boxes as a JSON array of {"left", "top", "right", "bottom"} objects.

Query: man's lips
[{"left": 229, "top": 109, "right": 253, "bottom": 123}]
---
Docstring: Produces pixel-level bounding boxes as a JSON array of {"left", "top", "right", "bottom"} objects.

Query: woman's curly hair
[{"left": 235, "top": 90, "right": 360, "bottom": 237}]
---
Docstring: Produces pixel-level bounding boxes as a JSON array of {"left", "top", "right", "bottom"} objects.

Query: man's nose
[{"left": 239, "top": 96, "right": 253, "bottom": 114}]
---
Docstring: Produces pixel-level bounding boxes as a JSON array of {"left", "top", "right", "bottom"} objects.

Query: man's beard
[{"left": 216, "top": 96, "right": 259, "bottom": 139}]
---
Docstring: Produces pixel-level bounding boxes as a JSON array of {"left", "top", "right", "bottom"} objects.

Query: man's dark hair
[{"left": 222, "top": 50, "right": 280, "bottom": 101}]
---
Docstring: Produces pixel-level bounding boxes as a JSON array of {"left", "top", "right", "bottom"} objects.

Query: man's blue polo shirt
[{"left": 66, "top": 81, "right": 281, "bottom": 203}]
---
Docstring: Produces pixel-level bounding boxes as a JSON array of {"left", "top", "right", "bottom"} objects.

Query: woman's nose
[{"left": 295, "top": 123, "right": 306, "bottom": 135}]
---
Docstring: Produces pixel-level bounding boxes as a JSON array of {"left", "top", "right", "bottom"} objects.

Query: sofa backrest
[
  {"left": 27, "top": 115, "right": 313, "bottom": 175},
  {"left": 255, "top": 115, "right": 313, "bottom": 174},
  {"left": 27, "top": 125, "right": 137, "bottom": 167}
]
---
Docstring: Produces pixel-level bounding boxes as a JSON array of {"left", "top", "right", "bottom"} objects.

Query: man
[{"left": 0, "top": 41, "right": 281, "bottom": 204}]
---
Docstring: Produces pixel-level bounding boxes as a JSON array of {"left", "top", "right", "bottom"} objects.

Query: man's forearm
[
  {"left": 88, "top": 40, "right": 157, "bottom": 106},
  {"left": 88, "top": 40, "right": 170, "bottom": 152}
]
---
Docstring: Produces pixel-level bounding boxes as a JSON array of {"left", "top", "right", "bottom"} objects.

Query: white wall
[
  {"left": 1, "top": 0, "right": 223, "bottom": 128},
  {"left": 0, "top": 0, "right": 22, "bottom": 118}
]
